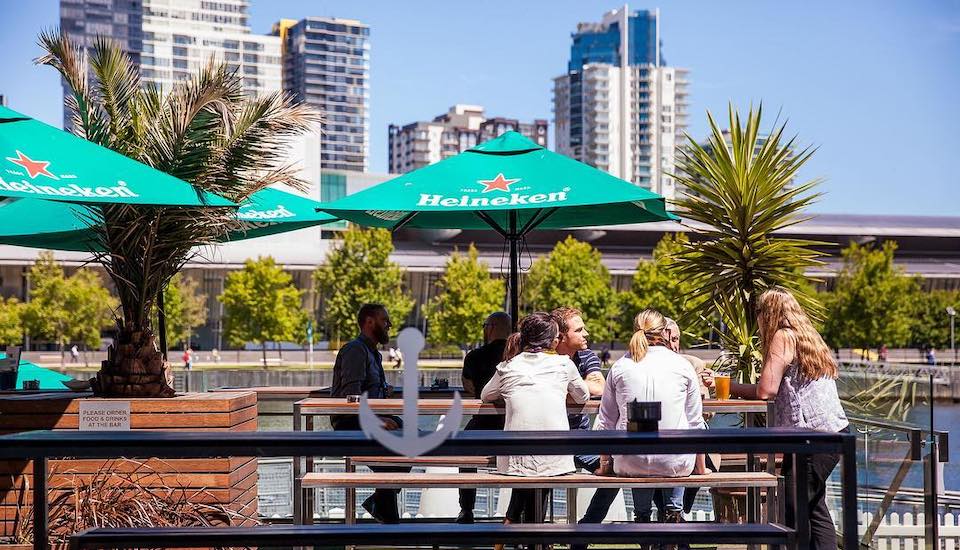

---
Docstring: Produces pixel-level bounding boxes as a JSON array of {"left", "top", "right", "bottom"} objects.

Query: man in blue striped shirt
[{"left": 551, "top": 307, "right": 618, "bottom": 525}]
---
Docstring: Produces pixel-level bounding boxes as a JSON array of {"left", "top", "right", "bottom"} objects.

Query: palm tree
[
  {"left": 37, "top": 31, "right": 322, "bottom": 397},
  {"left": 671, "top": 105, "right": 824, "bottom": 382}
]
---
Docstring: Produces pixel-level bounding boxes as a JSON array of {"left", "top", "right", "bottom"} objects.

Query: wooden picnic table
[
  {"left": 292, "top": 397, "right": 775, "bottom": 528},
  {"left": 209, "top": 385, "right": 465, "bottom": 402},
  {"left": 293, "top": 397, "right": 770, "bottom": 422}
]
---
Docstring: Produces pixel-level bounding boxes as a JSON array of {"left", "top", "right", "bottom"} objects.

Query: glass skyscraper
[
  {"left": 280, "top": 17, "right": 370, "bottom": 173},
  {"left": 568, "top": 9, "right": 661, "bottom": 72},
  {"left": 554, "top": 6, "right": 687, "bottom": 200}
]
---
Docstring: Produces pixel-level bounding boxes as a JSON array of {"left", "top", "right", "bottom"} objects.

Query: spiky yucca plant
[
  {"left": 672, "top": 105, "right": 824, "bottom": 382},
  {"left": 37, "top": 31, "right": 322, "bottom": 397}
]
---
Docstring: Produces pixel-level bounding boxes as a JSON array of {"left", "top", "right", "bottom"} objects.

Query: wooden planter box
[{"left": 0, "top": 391, "right": 258, "bottom": 538}]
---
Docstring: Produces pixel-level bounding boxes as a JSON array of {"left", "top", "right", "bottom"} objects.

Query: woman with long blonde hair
[{"left": 731, "top": 287, "right": 848, "bottom": 549}]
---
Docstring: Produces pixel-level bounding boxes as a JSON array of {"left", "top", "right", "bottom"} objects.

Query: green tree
[
  {"left": 524, "top": 236, "right": 619, "bottom": 343},
  {"left": 154, "top": 274, "right": 208, "bottom": 349},
  {"left": 909, "top": 290, "right": 960, "bottom": 352},
  {"left": 424, "top": 245, "right": 505, "bottom": 346},
  {"left": 22, "top": 253, "right": 116, "bottom": 365},
  {"left": 0, "top": 297, "right": 24, "bottom": 346},
  {"left": 672, "top": 104, "right": 825, "bottom": 381},
  {"left": 620, "top": 233, "right": 707, "bottom": 345},
  {"left": 220, "top": 257, "right": 308, "bottom": 366},
  {"left": 822, "top": 242, "right": 921, "bottom": 351},
  {"left": 314, "top": 226, "right": 414, "bottom": 344},
  {"left": 39, "top": 32, "right": 321, "bottom": 396}
]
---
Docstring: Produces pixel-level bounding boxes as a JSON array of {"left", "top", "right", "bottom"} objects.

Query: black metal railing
[{"left": 0, "top": 427, "right": 857, "bottom": 550}]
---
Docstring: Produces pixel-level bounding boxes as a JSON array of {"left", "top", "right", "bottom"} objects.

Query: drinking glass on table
[{"left": 713, "top": 371, "right": 732, "bottom": 400}]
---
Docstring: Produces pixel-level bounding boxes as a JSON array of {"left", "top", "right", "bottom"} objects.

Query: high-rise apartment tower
[
  {"left": 279, "top": 17, "right": 370, "bottom": 172},
  {"left": 553, "top": 6, "right": 688, "bottom": 199},
  {"left": 388, "top": 104, "right": 547, "bottom": 174},
  {"left": 60, "top": 0, "right": 281, "bottom": 102}
]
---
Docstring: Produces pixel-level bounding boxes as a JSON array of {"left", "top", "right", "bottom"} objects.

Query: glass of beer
[{"left": 714, "top": 373, "right": 732, "bottom": 400}]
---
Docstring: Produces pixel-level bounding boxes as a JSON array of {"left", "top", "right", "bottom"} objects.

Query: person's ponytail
[
  {"left": 628, "top": 329, "right": 650, "bottom": 362},
  {"left": 627, "top": 309, "right": 667, "bottom": 362},
  {"left": 503, "top": 332, "right": 521, "bottom": 362}
]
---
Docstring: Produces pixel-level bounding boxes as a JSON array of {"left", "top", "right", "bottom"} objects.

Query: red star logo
[
  {"left": 6, "top": 151, "right": 57, "bottom": 180},
  {"left": 478, "top": 173, "right": 520, "bottom": 193}
]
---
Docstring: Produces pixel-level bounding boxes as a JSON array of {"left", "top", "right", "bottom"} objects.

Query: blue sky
[{"left": 3, "top": 1, "right": 958, "bottom": 215}]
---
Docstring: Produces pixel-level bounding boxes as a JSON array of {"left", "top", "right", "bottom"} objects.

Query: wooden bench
[
  {"left": 68, "top": 522, "right": 795, "bottom": 549},
  {"left": 300, "top": 470, "right": 782, "bottom": 527},
  {"left": 301, "top": 457, "right": 779, "bottom": 525},
  {"left": 349, "top": 455, "right": 496, "bottom": 468},
  {"left": 302, "top": 470, "right": 779, "bottom": 490}
]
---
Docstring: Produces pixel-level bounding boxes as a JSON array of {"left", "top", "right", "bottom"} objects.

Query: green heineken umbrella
[
  {"left": 0, "top": 187, "right": 336, "bottom": 356},
  {"left": 0, "top": 105, "right": 233, "bottom": 207},
  {"left": 0, "top": 186, "right": 338, "bottom": 251},
  {"left": 316, "top": 131, "right": 679, "bottom": 323},
  {"left": 0, "top": 355, "right": 73, "bottom": 390}
]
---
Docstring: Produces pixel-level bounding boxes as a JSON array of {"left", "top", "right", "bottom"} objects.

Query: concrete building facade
[
  {"left": 388, "top": 104, "right": 548, "bottom": 174},
  {"left": 60, "top": 0, "right": 281, "bottom": 105},
  {"left": 553, "top": 6, "right": 688, "bottom": 200}
]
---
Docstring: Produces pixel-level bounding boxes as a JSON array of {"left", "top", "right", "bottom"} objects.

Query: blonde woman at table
[
  {"left": 590, "top": 308, "right": 707, "bottom": 541},
  {"left": 480, "top": 311, "right": 590, "bottom": 531},
  {"left": 730, "top": 287, "right": 848, "bottom": 550}
]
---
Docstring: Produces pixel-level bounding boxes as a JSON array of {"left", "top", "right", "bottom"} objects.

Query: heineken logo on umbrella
[
  {"left": 417, "top": 172, "right": 569, "bottom": 208},
  {"left": 237, "top": 203, "right": 297, "bottom": 230},
  {"left": 479, "top": 172, "right": 520, "bottom": 193},
  {"left": 1, "top": 149, "right": 140, "bottom": 199},
  {"left": 8, "top": 151, "right": 56, "bottom": 179}
]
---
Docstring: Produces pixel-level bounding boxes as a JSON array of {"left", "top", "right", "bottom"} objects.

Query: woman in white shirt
[
  {"left": 596, "top": 309, "right": 707, "bottom": 525},
  {"left": 481, "top": 311, "right": 591, "bottom": 525}
]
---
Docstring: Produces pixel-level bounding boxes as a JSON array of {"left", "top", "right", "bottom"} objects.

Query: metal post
[
  {"left": 293, "top": 403, "right": 302, "bottom": 525},
  {"left": 794, "top": 453, "right": 810, "bottom": 549},
  {"left": 533, "top": 488, "right": 545, "bottom": 550},
  {"left": 33, "top": 456, "right": 48, "bottom": 550},
  {"left": 508, "top": 211, "right": 519, "bottom": 329},
  {"left": 948, "top": 307, "right": 956, "bottom": 365},
  {"left": 304, "top": 415, "right": 315, "bottom": 524},
  {"left": 745, "top": 411, "right": 759, "bottom": 530},
  {"left": 345, "top": 458, "right": 356, "bottom": 526},
  {"left": 923, "top": 435, "right": 940, "bottom": 549},
  {"left": 566, "top": 488, "right": 577, "bottom": 524},
  {"left": 157, "top": 290, "right": 168, "bottom": 360},
  {"left": 766, "top": 401, "right": 776, "bottom": 475},
  {"left": 841, "top": 435, "right": 859, "bottom": 550}
]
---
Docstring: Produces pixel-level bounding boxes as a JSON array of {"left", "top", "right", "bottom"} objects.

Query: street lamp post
[{"left": 948, "top": 306, "right": 956, "bottom": 365}]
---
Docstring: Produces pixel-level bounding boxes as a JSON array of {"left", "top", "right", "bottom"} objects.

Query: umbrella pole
[
  {"left": 508, "top": 211, "right": 519, "bottom": 330},
  {"left": 157, "top": 289, "right": 168, "bottom": 361}
]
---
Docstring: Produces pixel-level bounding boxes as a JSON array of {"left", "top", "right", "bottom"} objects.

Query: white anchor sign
[{"left": 358, "top": 327, "right": 463, "bottom": 457}]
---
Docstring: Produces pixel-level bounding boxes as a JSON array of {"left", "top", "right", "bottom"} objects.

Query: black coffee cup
[{"left": 627, "top": 399, "right": 661, "bottom": 432}]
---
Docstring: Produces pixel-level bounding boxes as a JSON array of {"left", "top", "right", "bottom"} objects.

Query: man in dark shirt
[
  {"left": 457, "top": 311, "right": 511, "bottom": 523},
  {"left": 551, "top": 307, "right": 619, "bottom": 530},
  {"left": 331, "top": 303, "right": 407, "bottom": 523}
]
